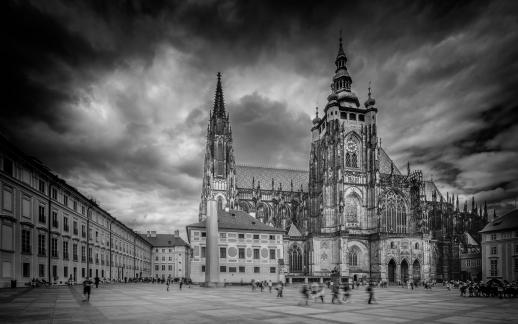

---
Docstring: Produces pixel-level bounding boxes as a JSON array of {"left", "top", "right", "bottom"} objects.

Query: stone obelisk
[{"left": 205, "top": 199, "right": 219, "bottom": 286}]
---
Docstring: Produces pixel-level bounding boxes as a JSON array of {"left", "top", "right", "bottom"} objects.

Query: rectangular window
[
  {"left": 51, "top": 188, "right": 57, "bottom": 200},
  {"left": 270, "top": 249, "right": 276, "bottom": 260},
  {"left": 349, "top": 113, "right": 357, "bottom": 120},
  {"left": 95, "top": 231, "right": 98, "bottom": 242},
  {"left": 490, "top": 233, "right": 497, "bottom": 240},
  {"left": 73, "top": 244, "right": 78, "bottom": 261},
  {"left": 155, "top": 265, "right": 159, "bottom": 271},
  {"left": 38, "top": 206, "right": 45, "bottom": 223},
  {"left": 52, "top": 211, "right": 58, "bottom": 228},
  {"left": 162, "top": 265, "right": 165, "bottom": 271},
  {"left": 73, "top": 200, "right": 77, "bottom": 211},
  {"left": 38, "top": 234, "right": 46, "bottom": 256},
  {"left": 64, "top": 266, "right": 68, "bottom": 278},
  {"left": 359, "top": 114, "right": 365, "bottom": 122},
  {"left": 201, "top": 265, "right": 205, "bottom": 272},
  {"left": 23, "top": 263, "right": 31, "bottom": 277},
  {"left": 253, "top": 234, "right": 259, "bottom": 240},
  {"left": 491, "top": 246, "right": 497, "bottom": 255},
  {"left": 220, "top": 247, "right": 226, "bottom": 258},
  {"left": 220, "top": 266, "right": 226, "bottom": 272},
  {"left": 270, "top": 267, "right": 276, "bottom": 273},
  {"left": 219, "top": 233, "right": 226, "bottom": 239},
  {"left": 73, "top": 221, "right": 78, "bottom": 235},
  {"left": 229, "top": 267, "right": 236, "bottom": 273},
  {"left": 269, "top": 235, "right": 275, "bottom": 240},
  {"left": 64, "top": 217, "right": 69, "bottom": 232},
  {"left": 490, "top": 259, "right": 498, "bottom": 276},
  {"left": 82, "top": 268, "right": 85, "bottom": 278},
  {"left": 38, "top": 179, "right": 45, "bottom": 193},
  {"left": 253, "top": 249, "right": 260, "bottom": 259},
  {"left": 63, "top": 195, "right": 68, "bottom": 207},
  {"left": 254, "top": 266, "right": 260, "bottom": 273},
  {"left": 81, "top": 225, "right": 86, "bottom": 238},
  {"left": 39, "top": 264, "right": 45, "bottom": 277},
  {"left": 22, "top": 229, "right": 31, "bottom": 254},
  {"left": 81, "top": 246, "right": 86, "bottom": 262},
  {"left": 201, "top": 232, "right": 206, "bottom": 237},
  {"left": 340, "top": 112, "right": 347, "bottom": 119},
  {"left": 239, "top": 248, "right": 245, "bottom": 259},
  {"left": 51, "top": 238, "right": 58, "bottom": 258},
  {"left": 81, "top": 206, "right": 85, "bottom": 215},
  {"left": 239, "top": 266, "right": 245, "bottom": 273},
  {"left": 238, "top": 233, "right": 245, "bottom": 239},
  {"left": 201, "top": 246, "right": 206, "bottom": 258},
  {"left": 155, "top": 256, "right": 159, "bottom": 261},
  {"left": 168, "top": 265, "right": 172, "bottom": 271},
  {"left": 52, "top": 265, "right": 57, "bottom": 280},
  {"left": 169, "top": 256, "right": 172, "bottom": 261},
  {"left": 63, "top": 241, "right": 69, "bottom": 260}
]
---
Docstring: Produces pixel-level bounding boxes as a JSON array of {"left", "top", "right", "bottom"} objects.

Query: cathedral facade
[{"left": 198, "top": 38, "right": 486, "bottom": 284}]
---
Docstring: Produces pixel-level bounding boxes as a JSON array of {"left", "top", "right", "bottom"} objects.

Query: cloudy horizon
[{"left": 3, "top": 0, "right": 518, "bottom": 236}]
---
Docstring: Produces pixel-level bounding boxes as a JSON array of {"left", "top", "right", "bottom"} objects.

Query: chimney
[
  {"left": 146, "top": 230, "right": 151, "bottom": 238},
  {"left": 151, "top": 231, "right": 157, "bottom": 238},
  {"left": 174, "top": 230, "right": 179, "bottom": 238}
]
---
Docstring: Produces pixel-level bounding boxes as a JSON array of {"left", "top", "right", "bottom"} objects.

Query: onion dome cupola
[
  {"left": 364, "top": 82, "right": 376, "bottom": 108},
  {"left": 312, "top": 107, "right": 321, "bottom": 125},
  {"left": 333, "top": 33, "right": 352, "bottom": 93},
  {"left": 327, "top": 32, "right": 360, "bottom": 109}
]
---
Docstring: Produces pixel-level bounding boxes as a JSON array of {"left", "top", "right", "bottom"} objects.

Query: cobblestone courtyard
[{"left": 0, "top": 284, "right": 516, "bottom": 323}]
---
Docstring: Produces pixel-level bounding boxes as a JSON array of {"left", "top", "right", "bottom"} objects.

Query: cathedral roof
[
  {"left": 187, "top": 209, "right": 285, "bottom": 232},
  {"left": 480, "top": 209, "right": 518, "bottom": 233},
  {"left": 379, "top": 148, "right": 402, "bottom": 175},
  {"left": 235, "top": 165, "right": 309, "bottom": 191}
]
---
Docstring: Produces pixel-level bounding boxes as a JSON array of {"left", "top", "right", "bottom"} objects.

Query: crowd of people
[{"left": 450, "top": 280, "right": 518, "bottom": 298}]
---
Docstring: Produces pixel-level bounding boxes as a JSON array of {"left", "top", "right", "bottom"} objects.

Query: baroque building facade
[{"left": 198, "top": 38, "right": 487, "bottom": 284}]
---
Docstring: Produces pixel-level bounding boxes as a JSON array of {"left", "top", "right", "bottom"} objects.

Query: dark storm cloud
[
  {"left": 3, "top": 0, "right": 518, "bottom": 233},
  {"left": 230, "top": 93, "right": 311, "bottom": 169}
]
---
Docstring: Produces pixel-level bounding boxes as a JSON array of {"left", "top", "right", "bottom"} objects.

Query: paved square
[{"left": 0, "top": 284, "right": 516, "bottom": 323}]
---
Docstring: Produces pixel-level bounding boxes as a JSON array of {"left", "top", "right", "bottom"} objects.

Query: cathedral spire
[{"left": 213, "top": 72, "right": 226, "bottom": 118}]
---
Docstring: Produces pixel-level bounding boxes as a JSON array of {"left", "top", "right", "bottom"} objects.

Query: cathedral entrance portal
[
  {"left": 413, "top": 259, "right": 421, "bottom": 283},
  {"left": 401, "top": 260, "right": 409, "bottom": 283},
  {"left": 388, "top": 259, "right": 396, "bottom": 283}
]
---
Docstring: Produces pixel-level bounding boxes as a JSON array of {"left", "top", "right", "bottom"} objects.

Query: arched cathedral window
[
  {"left": 380, "top": 191, "right": 407, "bottom": 234},
  {"left": 348, "top": 247, "right": 360, "bottom": 266},
  {"left": 343, "top": 194, "right": 360, "bottom": 223},
  {"left": 346, "top": 153, "right": 351, "bottom": 167},
  {"left": 288, "top": 245, "right": 302, "bottom": 273},
  {"left": 351, "top": 153, "right": 358, "bottom": 168}
]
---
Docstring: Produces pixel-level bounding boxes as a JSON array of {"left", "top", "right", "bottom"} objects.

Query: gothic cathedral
[{"left": 199, "top": 37, "right": 485, "bottom": 284}]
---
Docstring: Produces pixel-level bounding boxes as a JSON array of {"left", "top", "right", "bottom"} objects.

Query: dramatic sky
[{"left": 3, "top": 0, "right": 518, "bottom": 236}]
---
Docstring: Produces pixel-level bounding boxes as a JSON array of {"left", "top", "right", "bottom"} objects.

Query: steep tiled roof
[
  {"left": 379, "top": 147, "right": 402, "bottom": 175},
  {"left": 186, "top": 209, "right": 285, "bottom": 233},
  {"left": 480, "top": 210, "right": 518, "bottom": 233},
  {"left": 140, "top": 234, "right": 189, "bottom": 247},
  {"left": 235, "top": 165, "right": 309, "bottom": 191}
]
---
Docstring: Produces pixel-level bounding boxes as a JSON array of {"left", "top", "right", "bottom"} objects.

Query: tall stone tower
[
  {"left": 199, "top": 73, "right": 237, "bottom": 221},
  {"left": 308, "top": 36, "right": 380, "bottom": 234}
]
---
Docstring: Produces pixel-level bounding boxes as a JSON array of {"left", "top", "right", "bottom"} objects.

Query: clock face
[{"left": 346, "top": 140, "right": 357, "bottom": 153}]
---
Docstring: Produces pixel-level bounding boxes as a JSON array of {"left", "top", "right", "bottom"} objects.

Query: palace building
[
  {"left": 0, "top": 135, "right": 154, "bottom": 288},
  {"left": 195, "top": 37, "right": 488, "bottom": 284}
]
